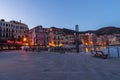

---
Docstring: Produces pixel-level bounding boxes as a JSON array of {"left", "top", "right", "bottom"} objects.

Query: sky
[{"left": 0, "top": 0, "right": 120, "bottom": 31}]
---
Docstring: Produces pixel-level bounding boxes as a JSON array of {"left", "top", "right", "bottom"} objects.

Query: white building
[
  {"left": 0, "top": 19, "right": 29, "bottom": 40},
  {"left": 0, "top": 19, "right": 29, "bottom": 49}
]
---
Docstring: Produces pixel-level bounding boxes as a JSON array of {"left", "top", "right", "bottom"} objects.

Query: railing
[
  {"left": 79, "top": 46, "right": 120, "bottom": 57},
  {"left": 107, "top": 46, "right": 120, "bottom": 57}
]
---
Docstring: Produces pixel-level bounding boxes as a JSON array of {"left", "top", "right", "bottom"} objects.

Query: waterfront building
[
  {"left": 107, "top": 34, "right": 120, "bottom": 45},
  {"left": 0, "top": 19, "right": 29, "bottom": 49},
  {"left": 99, "top": 35, "right": 107, "bottom": 46},
  {"left": 48, "top": 27, "right": 63, "bottom": 47},
  {"left": 62, "top": 34, "right": 75, "bottom": 45},
  {"left": 91, "top": 34, "right": 97, "bottom": 46},
  {"left": 80, "top": 33, "right": 93, "bottom": 46},
  {"left": 28, "top": 25, "right": 48, "bottom": 47},
  {"left": 115, "top": 34, "right": 120, "bottom": 45}
]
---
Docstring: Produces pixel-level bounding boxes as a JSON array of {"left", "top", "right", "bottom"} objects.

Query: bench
[{"left": 91, "top": 50, "right": 109, "bottom": 59}]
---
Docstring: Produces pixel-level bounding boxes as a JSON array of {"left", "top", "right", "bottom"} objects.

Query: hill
[
  {"left": 62, "top": 28, "right": 76, "bottom": 34},
  {"left": 95, "top": 26, "right": 120, "bottom": 35},
  {"left": 60, "top": 26, "right": 120, "bottom": 35}
]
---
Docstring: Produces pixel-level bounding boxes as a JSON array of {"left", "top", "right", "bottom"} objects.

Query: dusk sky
[{"left": 0, "top": 0, "right": 120, "bottom": 31}]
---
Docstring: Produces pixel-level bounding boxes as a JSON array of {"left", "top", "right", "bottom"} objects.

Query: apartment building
[
  {"left": 28, "top": 25, "right": 48, "bottom": 47},
  {"left": 80, "top": 33, "right": 93, "bottom": 46},
  {"left": 0, "top": 19, "right": 29, "bottom": 49},
  {"left": 106, "top": 34, "right": 120, "bottom": 45},
  {"left": 0, "top": 19, "right": 28, "bottom": 39},
  {"left": 48, "top": 27, "right": 63, "bottom": 47},
  {"left": 62, "top": 34, "right": 75, "bottom": 45}
]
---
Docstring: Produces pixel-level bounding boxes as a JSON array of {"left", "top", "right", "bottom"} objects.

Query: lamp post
[
  {"left": 23, "top": 37, "right": 27, "bottom": 42},
  {"left": 75, "top": 25, "right": 79, "bottom": 53},
  {"left": 23, "top": 37, "right": 28, "bottom": 46}
]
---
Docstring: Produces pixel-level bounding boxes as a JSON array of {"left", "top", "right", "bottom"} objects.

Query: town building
[
  {"left": 80, "top": 33, "right": 93, "bottom": 46},
  {"left": 62, "top": 34, "right": 75, "bottom": 45},
  {"left": 0, "top": 19, "right": 29, "bottom": 49},
  {"left": 106, "top": 34, "right": 120, "bottom": 45},
  {"left": 28, "top": 25, "right": 48, "bottom": 47},
  {"left": 115, "top": 34, "right": 120, "bottom": 45},
  {"left": 48, "top": 27, "right": 63, "bottom": 47}
]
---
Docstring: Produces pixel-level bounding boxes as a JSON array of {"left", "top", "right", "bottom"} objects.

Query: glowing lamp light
[
  {"left": 49, "top": 42, "right": 55, "bottom": 47},
  {"left": 23, "top": 37, "right": 27, "bottom": 42},
  {"left": 48, "top": 40, "right": 63, "bottom": 47},
  {"left": 85, "top": 48, "right": 89, "bottom": 53},
  {"left": 59, "top": 43, "right": 63, "bottom": 46}
]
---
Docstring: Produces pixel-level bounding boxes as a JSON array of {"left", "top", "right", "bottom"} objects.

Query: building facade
[
  {"left": 106, "top": 34, "right": 120, "bottom": 45},
  {"left": 62, "top": 34, "right": 75, "bottom": 45},
  {"left": 28, "top": 25, "right": 48, "bottom": 47},
  {"left": 48, "top": 27, "right": 63, "bottom": 47},
  {"left": 0, "top": 19, "right": 29, "bottom": 49},
  {"left": 80, "top": 33, "right": 93, "bottom": 46}
]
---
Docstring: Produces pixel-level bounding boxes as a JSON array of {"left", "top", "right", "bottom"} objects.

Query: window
[
  {"left": 54, "top": 41, "right": 56, "bottom": 45},
  {"left": 57, "top": 36, "right": 60, "bottom": 39},
  {"left": 6, "top": 24, "right": 8, "bottom": 26},
  {"left": 20, "top": 26, "right": 24, "bottom": 29},
  {"left": 2, "top": 28, "right": 4, "bottom": 32},
  {"left": 8, "top": 29, "right": 10, "bottom": 32},
  {"left": 0, "top": 23, "right": 2, "bottom": 26},
  {"left": 54, "top": 36, "right": 56, "bottom": 39},
  {"left": 8, "top": 24, "right": 11, "bottom": 27},
  {"left": 6, "top": 28, "right": 8, "bottom": 32},
  {"left": 6, "top": 33, "right": 8, "bottom": 37},
  {"left": 16, "top": 26, "right": 19, "bottom": 29},
  {"left": 3, "top": 33, "right": 5, "bottom": 37},
  {"left": 2, "top": 28, "right": 5, "bottom": 32},
  {"left": 11, "top": 24, "right": 13, "bottom": 28},
  {"left": 58, "top": 41, "right": 60, "bottom": 44},
  {"left": 18, "top": 36, "right": 20, "bottom": 39},
  {"left": 1, "top": 33, "right": 3, "bottom": 37},
  {"left": 3, "top": 23, "right": 5, "bottom": 26},
  {"left": 56, "top": 41, "right": 58, "bottom": 44}
]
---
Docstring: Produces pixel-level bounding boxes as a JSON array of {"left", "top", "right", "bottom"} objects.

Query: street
[{"left": 0, "top": 50, "right": 120, "bottom": 80}]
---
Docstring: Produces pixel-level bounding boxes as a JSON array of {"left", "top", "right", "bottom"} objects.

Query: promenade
[{"left": 0, "top": 50, "right": 120, "bottom": 80}]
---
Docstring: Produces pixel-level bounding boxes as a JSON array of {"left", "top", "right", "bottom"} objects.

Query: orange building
[
  {"left": 48, "top": 27, "right": 63, "bottom": 47},
  {"left": 80, "top": 33, "right": 93, "bottom": 46}
]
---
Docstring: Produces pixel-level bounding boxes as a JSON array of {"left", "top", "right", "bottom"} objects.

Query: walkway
[{"left": 0, "top": 50, "right": 120, "bottom": 80}]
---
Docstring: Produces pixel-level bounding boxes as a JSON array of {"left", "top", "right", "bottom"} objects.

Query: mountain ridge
[{"left": 62, "top": 26, "right": 120, "bottom": 35}]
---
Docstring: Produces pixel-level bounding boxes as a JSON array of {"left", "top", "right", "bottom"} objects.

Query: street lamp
[
  {"left": 23, "top": 37, "right": 28, "bottom": 46},
  {"left": 23, "top": 37, "right": 27, "bottom": 42}
]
